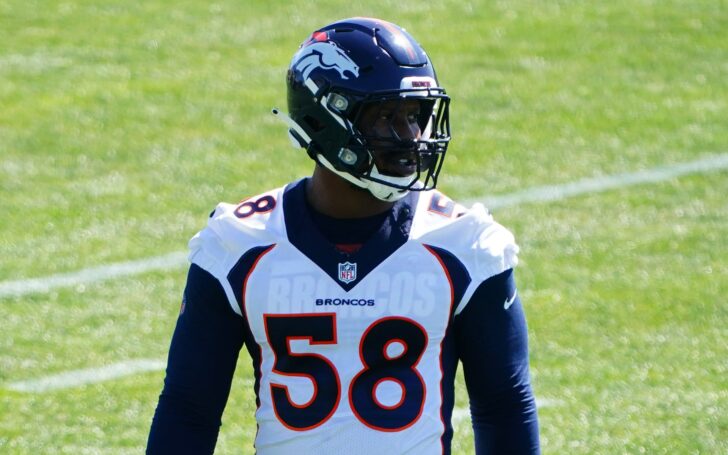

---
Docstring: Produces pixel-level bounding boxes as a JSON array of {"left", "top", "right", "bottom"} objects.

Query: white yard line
[
  {"left": 6, "top": 359, "right": 167, "bottom": 393},
  {"left": 2, "top": 153, "right": 727, "bottom": 392},
  {"left": 0, "top": 251, "right": 188, "bottom": 299},
  {"left": 475, "top": 153, "right": 728, "bottom": 209},
  {"left": 451, "top": 397, "right": 560, "bottom": 425}
]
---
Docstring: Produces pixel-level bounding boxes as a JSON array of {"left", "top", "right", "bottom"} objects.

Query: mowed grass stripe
[{"left": 2, "top": 153, "right": 727, "bottom": 300}]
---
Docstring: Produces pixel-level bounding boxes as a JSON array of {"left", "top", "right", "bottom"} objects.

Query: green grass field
[{"left": 1, "top": 0, "right": 726, "bottom": 453}]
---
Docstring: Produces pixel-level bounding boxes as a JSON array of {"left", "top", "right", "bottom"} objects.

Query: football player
[{"left": 148, "top": 17, "right": 540, "bottom": 454}]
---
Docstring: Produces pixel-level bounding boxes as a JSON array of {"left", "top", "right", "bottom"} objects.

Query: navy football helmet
[{"left": 274, "top": 17, "right": 451, "bottom": 201}]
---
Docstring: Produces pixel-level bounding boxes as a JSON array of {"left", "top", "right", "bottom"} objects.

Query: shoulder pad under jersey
[
  {"left": 410, "top": 190, "right": 519, "bottom": 314},
  {"left": 187, "top": 185, "right": 287, "bottom": 313}
]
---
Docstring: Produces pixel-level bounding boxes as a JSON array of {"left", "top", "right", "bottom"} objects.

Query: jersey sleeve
[
  {"left": 147, "top": 264, "right": 245, "bottom": 454},
  {"left": 455, "top": 203, "right": 519, "bottom": 314},
  {"left": 454, "top": 269, "right": 540, "bottom": 454},
  {"left": 187, "top": 204, "right": 242, "bottom": 316}
]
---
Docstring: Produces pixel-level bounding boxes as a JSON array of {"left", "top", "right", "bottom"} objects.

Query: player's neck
[{"left": 306, "top": 166, "right": 395, "bottom": 219}]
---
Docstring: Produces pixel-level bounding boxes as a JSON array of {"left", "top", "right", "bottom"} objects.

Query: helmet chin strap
[{"left": 317, "top": 154, "right": 411, "bottom": 202}]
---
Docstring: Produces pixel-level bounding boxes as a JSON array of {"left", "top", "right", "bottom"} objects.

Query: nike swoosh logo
[{"left": 504, "top": 289, "right": 518, "bottom": 310}]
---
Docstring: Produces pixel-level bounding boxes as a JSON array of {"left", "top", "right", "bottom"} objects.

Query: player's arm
[
  {"left": 454, "top": 268, "right": 540, "bottom": 454},
  {"left": 147, "top": 264, "right": 245, "bottom": 454}
]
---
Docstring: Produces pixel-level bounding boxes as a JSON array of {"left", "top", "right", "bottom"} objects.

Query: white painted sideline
[{"left": 2, "top": 153, "right": 727, "bottom": 392}]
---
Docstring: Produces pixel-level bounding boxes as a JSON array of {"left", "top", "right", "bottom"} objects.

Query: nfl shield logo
[{"left": 338, "top": 262, "right": 357, "bottom": 284}]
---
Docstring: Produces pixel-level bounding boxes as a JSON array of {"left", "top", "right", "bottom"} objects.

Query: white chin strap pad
[
  {"left": 366, "top": 164, "right": 415, "bottom": 201},
  {"left": 317, "top": 155, "right": 412, "bottom": 202}
]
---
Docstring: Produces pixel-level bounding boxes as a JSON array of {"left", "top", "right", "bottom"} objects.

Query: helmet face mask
[
  {"left": 282, "top": 18, "right": 451, "bottom": 201},
  {"left": 350, "top": 93, "right": 449, "bottom": 190}
]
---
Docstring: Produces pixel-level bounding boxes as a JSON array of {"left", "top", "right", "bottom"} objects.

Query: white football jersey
[{"left": 188, "top": 179, "right": 518, "bottom": 454}]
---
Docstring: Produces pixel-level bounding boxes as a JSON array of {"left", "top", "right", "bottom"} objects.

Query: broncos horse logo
[{"left": 292, "top": 42, "right": 360, "bottom": 81}]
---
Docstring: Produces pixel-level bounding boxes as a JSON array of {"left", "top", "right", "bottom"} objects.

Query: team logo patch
[
  {"left": 292, "top": 42, "right": 360, "bottom": 81},
  {"left": 338, "top": 261, "right": 357, "bottom": 284}
]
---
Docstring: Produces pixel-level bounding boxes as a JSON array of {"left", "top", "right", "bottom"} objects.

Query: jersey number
[
  {"left": 264, "top": 314, "right": 428, "bottom": 432},
  {"left": 234, "top": 195, "right": 276, "bottom": 218}
]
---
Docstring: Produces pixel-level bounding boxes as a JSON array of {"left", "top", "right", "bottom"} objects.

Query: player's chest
[{"left": 240, "top": 242, "right": 455, "bottom": 343}]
